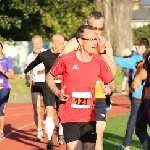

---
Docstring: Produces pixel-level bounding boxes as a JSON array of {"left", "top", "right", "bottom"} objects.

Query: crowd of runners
[{"left": 1, "top": 11, "right": 150, "bottom": 150}]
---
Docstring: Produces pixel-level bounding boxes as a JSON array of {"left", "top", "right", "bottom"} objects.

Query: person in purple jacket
[{"left": 0, "top": 41, "right": 14, "bottom": 141}]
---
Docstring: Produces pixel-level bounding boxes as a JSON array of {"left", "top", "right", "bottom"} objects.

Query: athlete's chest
[
  {"left": 42, "top": 53, "right": 59, "bottom": 69},
  {"left": 64, "top": 60, "right": 100, "bottom": 84}
]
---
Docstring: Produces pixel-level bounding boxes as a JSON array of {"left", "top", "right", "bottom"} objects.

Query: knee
[
  {"left": 46, "top": 106, "right": 53, "bottom": 117},
  {"left": 96, "top": 121, "right": 106, "bottom": 133}
]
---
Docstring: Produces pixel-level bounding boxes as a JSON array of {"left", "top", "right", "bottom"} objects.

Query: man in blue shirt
[{"left": 114, "top": 37, "right": 149, "bottom": 150}]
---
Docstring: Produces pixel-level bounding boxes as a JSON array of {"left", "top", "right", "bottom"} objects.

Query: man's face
[
  {"left": 80, "top": 29, "right": 98, "bottom": 54},
  {"left": 54, "top": 38, "right": 65, "bottom": 53},
  {"left": 32, "top": 38, "right": 43, "bottom": 54},
  {"left": 88, "top": 18, "right": 105, "bottom": 35},
  {"left": 135, "top": 45, "right": 146, "bottom": 55}
]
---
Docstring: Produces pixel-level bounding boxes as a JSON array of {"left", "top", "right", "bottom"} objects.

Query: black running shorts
[
  {"left": 62, "top": 121, "right": 96, "bottom": 143},
  {"left": 31, "top": 81, "right": 44, "bottom": 96},
  {"left": 43, "top": 83, "right": 61, "bottom": 107},
  {"left": 94, "top": 98, "right": 106, "bottom": 121}
]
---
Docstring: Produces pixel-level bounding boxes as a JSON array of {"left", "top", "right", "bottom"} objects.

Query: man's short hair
[
  {"left": 86, "top": 11, "right": 105, "bottom": 24},
  {"left": 134, "top": 37, "right": 149, "bottom": 49},
  {"left": 76, "top": 25, "right": 95, "bottom": 39},
  {"left": 31, "top": 35, "right": 43, "bottom": 42}
]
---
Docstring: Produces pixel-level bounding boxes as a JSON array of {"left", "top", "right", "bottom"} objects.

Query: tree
[
  {"left": 0, "top": 0, "right": 94, "bottom": 41},
  {"left": 94, "top": 0, "right": 135, "bottom": 56},
  {"left": 0, "top": 0, "right": 41, "bottom": 42}
]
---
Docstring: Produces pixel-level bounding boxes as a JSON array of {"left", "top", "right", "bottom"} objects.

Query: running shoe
[
  {"left": 46, "top": 140, "right": 55, "bottom": 150},
  {"left": 57, "top": 135, "right": 65, "bottom": 145},
  {"left": 35, "top": 132, "right": 43, "bottom": 142}
]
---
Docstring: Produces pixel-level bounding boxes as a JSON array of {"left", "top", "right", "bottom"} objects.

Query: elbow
[
  {"left": 9, "top": 74, "right": 15, "bottom": 79},
  {"left": 111, "top": 65, "right": 117, "bottom": 76}
]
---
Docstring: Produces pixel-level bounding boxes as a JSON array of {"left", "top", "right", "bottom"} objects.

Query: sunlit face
[
  {"left": 32, "top": 37, "right": 43, "bottom": 54},
  {"left": 0, "top": 44, "right": 3, "bottom": 54},
  {"left": 53, "top": 37, "right": 65, "bottom": 53},
  {"left": 80, "top": 29, "right": 98, "bottom": 54},
  {"left": 135, "top": 45, "right": 146, "bottom": 55},
  {"left": 88, "top": 17, "right": 105, "bottom": 35}
]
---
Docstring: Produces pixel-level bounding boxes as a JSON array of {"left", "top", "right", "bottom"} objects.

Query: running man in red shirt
[{"left": 46, "top": 25, "right": 115, "bottom": 150}]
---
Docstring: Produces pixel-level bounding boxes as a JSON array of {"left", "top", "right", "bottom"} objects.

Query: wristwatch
[
  {"left": 3, "top": 71, "right": 6, "bottom": 74},
  {"left": 100, "top": 50, "right": 106, "bottom": 54}
]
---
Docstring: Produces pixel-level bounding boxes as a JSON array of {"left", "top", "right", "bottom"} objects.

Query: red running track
[{"left": 0, "top": 95, "right": 130, "bottom": 150}]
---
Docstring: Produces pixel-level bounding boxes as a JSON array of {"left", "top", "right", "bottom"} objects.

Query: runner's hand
[
  {"left": 18, "top": 74, "right": 25, "bottom": 80},
  {"left": 102, "top": 85, "right": 111, "bottom": 95},
  {"left": 97, "top": 35, "right": 106, "bottom": 53},
  {"left": 58, "top": 86, "right": 69, "bottom": 101},
  {"left": 131, "top": 76, "right": 141, "bottom": 92},
  {"left": 25, "top": 81, "right": 30, "bottom": 87}
]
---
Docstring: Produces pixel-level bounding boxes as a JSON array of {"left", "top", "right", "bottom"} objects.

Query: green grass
[
  {"left": 104, "top": 114, "right": 143, "bottom": 150},
  {"left": 9, "top": 74, "right": 30, "bottom": 99}
]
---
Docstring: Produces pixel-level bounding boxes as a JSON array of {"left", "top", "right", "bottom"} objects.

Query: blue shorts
[
  {"left": 94, "top": 98, "right": 106, "bottom": 121},
  {"left": 0, "top": 88, "right": 10, "bottom": 116}
]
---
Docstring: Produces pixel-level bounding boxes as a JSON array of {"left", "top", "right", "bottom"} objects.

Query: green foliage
[
  {"left": 0, "top": 0, "right": 94, "bottom": 41},
  {"left": 132, "top": 24, "right": 150, "bottom": 42}
]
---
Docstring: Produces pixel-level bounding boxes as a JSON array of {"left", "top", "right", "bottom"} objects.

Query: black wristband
[{"left": 100, "top": 50, "right": 106, "bottom": 54}]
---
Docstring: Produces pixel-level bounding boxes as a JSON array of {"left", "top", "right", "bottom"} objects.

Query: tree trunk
[{"left": 94, "top": 0, "right": 135, "bottom": 56}]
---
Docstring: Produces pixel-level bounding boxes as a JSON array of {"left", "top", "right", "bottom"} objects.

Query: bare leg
[
  {"left": 95, "top": 121, "right": 106, "bottom": 150},
  {"left": 67, "top": 140, "right": 82, "bottom": 150},
  {"left": 31, "top": 93, "right": 42, "bottom": 129},
  {"left": 0, "top": 116, "right": 4, "bottom": 133},
  {"left": 83, "top": 142, "right": 95, "bottom": 150}
]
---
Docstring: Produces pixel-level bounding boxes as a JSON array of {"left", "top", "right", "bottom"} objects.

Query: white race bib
[
  {"left": 71, "top": 92, "right": 92, "bottom": 108},
  {"left": 0, "top": 79, "right": 4, "bottom": 89}
]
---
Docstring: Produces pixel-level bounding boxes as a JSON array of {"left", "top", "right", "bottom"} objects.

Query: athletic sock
[
  {"left": 37, "top": 127, "right": 43, "bottom": 135},
  {"left": 45, "top": 117, "right": 55, "bottom": 140},
  {"left": 58, "top": 123, "right": 63, "bottom": 135}
]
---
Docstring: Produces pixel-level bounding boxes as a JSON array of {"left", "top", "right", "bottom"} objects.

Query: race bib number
[
  {"left": 37, "top": 69, "right": 45, "bottom": 75},
  {"left": 54, "top": 75, "right": 62, "bottom": 83},
  {"left": 0, "top": 79, "right": 4, "bottom": 89},
  {"left": 71, "top": 92, "right": 92, "bottom": 108}
]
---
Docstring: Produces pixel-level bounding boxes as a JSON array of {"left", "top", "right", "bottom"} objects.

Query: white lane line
[
  {"left": 6, "top": 106, "right": 32, "bottom": 110},
  {"left": 2, "top": 116, "right": 57, "bottom": 141},
  {"left": 6, "top": 112, "right": 33, "bottom": 118}
]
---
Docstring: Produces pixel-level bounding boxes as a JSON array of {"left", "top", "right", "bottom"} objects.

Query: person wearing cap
[{"left": 0, "top": 41, "right": 14, "bottom": 141}]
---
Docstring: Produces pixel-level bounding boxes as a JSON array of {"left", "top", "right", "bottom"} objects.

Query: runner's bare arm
[
  {"left": 108, "top": 80, "right": 116, "bottom": 92},
  {"left": 101, "top": 41, "right": 117, "bottom": 76},
  {"left": 46, "top": 73, "right": 60, "bottom": 96},
  {"left": 25, "top": 73, "right": 31, "bottom": 87},
  {"left": 60, "top": 38, "right": 79, "bottom": 56}
]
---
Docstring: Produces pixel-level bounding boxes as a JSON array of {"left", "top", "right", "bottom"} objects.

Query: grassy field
[
  {"left": 104, "top": 114, "right": 143, "bottom": 150},
  {"left": 9, "top": 74, "right": 30, "bottom": 99},
  {"left": 9, "top": 67, "right": 123, "bottom": 99}
]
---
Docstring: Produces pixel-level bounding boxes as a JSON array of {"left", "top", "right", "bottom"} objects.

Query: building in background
[{"left": 132, "top": 0, "right": 150, "bottom": 28}]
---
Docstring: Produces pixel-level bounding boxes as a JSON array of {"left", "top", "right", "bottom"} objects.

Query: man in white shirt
[{"left": 18, "top": 35, "right": 46, "bottom": 142}]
